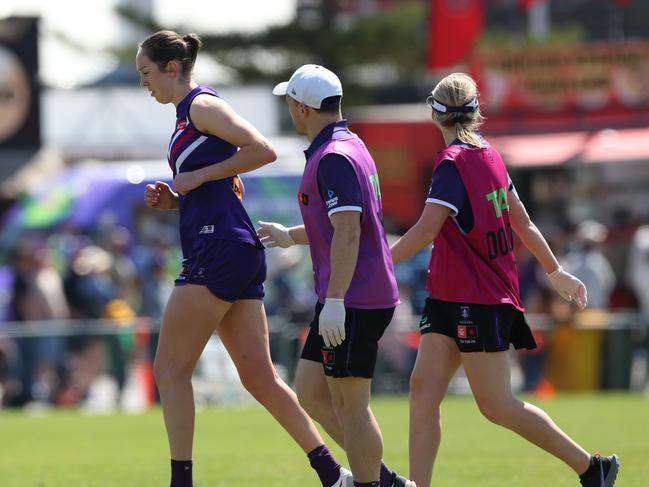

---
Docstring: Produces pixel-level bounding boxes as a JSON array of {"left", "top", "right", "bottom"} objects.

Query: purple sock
[
  {"left": 380, "top": 462, "right": 394, "bottom": 487},
  {"left": 170, "top": 459, "right": 192, "bottom": 487},
  {"left": 308, "top": 444, "right": 341, "bottom": 487},
  {"left": 354, "top": 482, "right": 380, "bottom": 487}
]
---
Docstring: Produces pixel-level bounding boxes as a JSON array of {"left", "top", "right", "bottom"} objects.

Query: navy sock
[
  {"left": 380, "top": 462, "right": 394, "bottom": 487},
  {"left": 170, "top": 459, "right": 193, "bottom": 487},
  {"left": 308, "top": 444, "right": 341, "bottom": 487},
  {"left": 354, "top": 482, "right": 380, "bottom": 487}
]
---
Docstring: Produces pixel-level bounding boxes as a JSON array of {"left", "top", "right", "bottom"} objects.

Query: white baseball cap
[{"left": 272, "top": 64, "right": 343, "bottom": 109}]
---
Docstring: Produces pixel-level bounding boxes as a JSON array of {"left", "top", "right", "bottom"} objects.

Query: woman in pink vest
[{"left": 391, "top": 73, "right": 618, "bottom": 487}]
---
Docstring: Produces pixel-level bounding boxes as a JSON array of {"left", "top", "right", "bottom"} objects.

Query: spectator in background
[
  {"left": 0, "top": 337, "right": 23, "bottom": 407},
  {"left": 626, "top": 222, "right": 649, "bottom": 391},
  {"left": 138, "top": 248, "right": 172, "bottom": 319},
  {"left": 103, "top": 226, "right": 139, "bottom": 313},
  {"left": 627, "top": 223, "right": 649, "bottom": 322},
  {"left": 563, "top": 220, "right": 615, "bottom": 309},
  {"left": 64, "top": 245, "right": 117, "bottom": 319},
  {"left": 10, "top": 239, "right": 69, "bottom": 405},
  {"left": 263, "top": 246, "right": 304, "bottom": 318}
]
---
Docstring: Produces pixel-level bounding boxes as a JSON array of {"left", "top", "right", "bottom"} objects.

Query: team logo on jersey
[
  {"left": 325, "top": 189, "right": 339, "bottom": 209},
  {"left": 199, "top": 225, "right": 215, "bottom": 235},
  {"left": 176, "top": 118, "right": 188, "bottom": 131},
  {"left": 298, "top": 192, "right": 309, "bottom": 206}
]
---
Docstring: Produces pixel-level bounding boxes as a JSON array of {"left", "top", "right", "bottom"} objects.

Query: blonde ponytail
[{"left": 429, "top": 73, "right": 485, "bottom": 147}]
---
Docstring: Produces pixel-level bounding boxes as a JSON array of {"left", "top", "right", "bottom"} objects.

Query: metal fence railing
[{"left": 1, "top": 311, "right": 647, "bottom": 410}]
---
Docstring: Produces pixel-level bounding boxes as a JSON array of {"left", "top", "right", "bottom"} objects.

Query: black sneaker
[
  {"left": 390, "top": 473, "right": 416, "bottom": 487},
  {"left": 579, "top": 454, "right": 619, "bottom": 487}
]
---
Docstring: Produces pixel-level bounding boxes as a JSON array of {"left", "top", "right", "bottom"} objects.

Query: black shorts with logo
[
  {"left": 300, "top": 301, "right": 395, "bottom": 378},
  {"left": 419, "top": 297, "right": 537, "bottom": 353}
]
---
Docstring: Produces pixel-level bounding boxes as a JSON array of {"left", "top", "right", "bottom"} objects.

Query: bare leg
[
  {"left": 327, "top": 376, "right": 382, "bottom": 483},
  {"left": 217, "top": 299, "right": 325, "bottom": 453},
  {"left": 462, "top": 351, "right": 591, "bottom": 474},
  {"left": 295, "top": 358, "right": 345, "bottom": 447},
  {"left": 154, "top": 285, "right": 231, "bottom": 460},
  {"left": 409, "top": 334, "right": 461, "bottom": 487}
]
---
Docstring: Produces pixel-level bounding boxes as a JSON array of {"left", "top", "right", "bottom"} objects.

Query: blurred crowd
[
  {"left": 0, "top": 221, "right": 177, "bottom": 409},
  {"left": 1, "top": 215, "right": 648, "bottom": 409}
]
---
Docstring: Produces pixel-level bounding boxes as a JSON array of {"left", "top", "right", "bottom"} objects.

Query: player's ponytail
[
  {"left": 429, "top": 73, "right": 485, "bottom": 148},
  {"left": 182, "top": 33, "right": 202, "bottom": 72}
]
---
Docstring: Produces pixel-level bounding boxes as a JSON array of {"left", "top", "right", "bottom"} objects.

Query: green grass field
[{"left": 0, "top": 393, "right": 646, "bottom": 486}]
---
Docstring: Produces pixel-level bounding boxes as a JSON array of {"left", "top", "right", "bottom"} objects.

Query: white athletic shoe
[
  {"left": 392, "top": 475, "right": 417, "bottom": 487},
  {"left": 330, "top": 467, "right": 354, "bottom": 487}
]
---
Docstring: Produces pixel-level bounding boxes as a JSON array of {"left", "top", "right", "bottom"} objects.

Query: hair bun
[{"left": 183, "top": 33, "right": 202, "bottom": 48}]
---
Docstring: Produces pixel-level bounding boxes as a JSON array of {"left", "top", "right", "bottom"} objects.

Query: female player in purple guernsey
[
  {"left": 137, "top": 31, "right": 352, "bottom": 487},
  {"left": 390, "top": 73, "right": 619, "bottom": 487}
]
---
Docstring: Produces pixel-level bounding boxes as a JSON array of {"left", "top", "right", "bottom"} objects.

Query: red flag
[{"left": 426, "top": 0, "right": 485, "bottom": 70}]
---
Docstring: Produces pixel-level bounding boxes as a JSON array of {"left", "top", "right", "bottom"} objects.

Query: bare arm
[
  {"left": 508, "top": 192, "right": 560, "bottom": 274},
  {"left": 391, "top": 203, "right": 451, "bottom": 265},
  {"left": 288, "top": 225, "right": 309, "bottom": 245},
  {"left": 256, "top": 222, "right": 308, "bottom": 247},
  {"left": 327, "top": 211, "right": 361, "bottom": 298},
  {"left": 173, "top": 95, "right": 276, "bottom": 194}
]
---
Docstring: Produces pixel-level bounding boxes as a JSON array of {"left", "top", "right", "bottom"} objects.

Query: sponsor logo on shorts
[
  {"left": 419, "top": 314, "right": 431, "bottom": 330},
  {"left": 298, "top": 192, "right": 309, "bottom": 206},
  {"left": 199, "top": 225, "right": 215, "bottom": 234},
  {"left": 322, "top": 350, "right": 335, "bottom": 365},
  {"left": 457, "top": 325, "right": 478, "bottom": 339},
  {"left": 325, "top": 189, "right": 339, "bottom": 209},
  {"left": 177, "top": 261, "right": 189, "bottom": 281},
  {"left": 195, "top": 267, "right": 207, "bottom": 278}
]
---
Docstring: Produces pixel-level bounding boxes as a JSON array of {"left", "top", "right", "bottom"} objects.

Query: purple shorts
[{"left": 175, "top": 239, "right": 266, "bottom": 302}]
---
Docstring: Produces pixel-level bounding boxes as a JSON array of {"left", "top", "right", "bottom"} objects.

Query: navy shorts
[
  {"left": 419, "top": 297, "right": 537, "bottom": 353},
  {"left": 300, "top": 301, "right": 395, "bottom": 378},
  {"left": 175, "top": 239, "right": 265, "bottom": 302}
]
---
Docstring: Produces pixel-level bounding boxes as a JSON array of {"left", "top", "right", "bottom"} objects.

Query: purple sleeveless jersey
[
  {"left": 168, "top": 85, "right": 262, "bottom": 257},
  {"left": 298, "top": 123, "right": 399, "bottom": 309}
]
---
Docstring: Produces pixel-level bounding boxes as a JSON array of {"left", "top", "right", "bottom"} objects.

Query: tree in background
[{"left": 116, "top": 0, "right": 428, "bottom": 105}]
